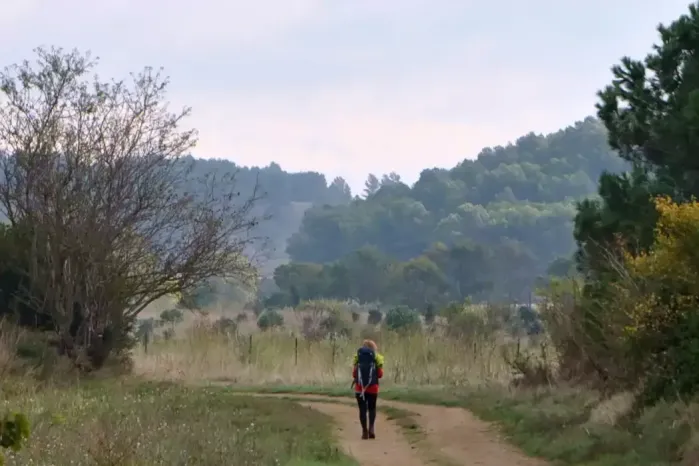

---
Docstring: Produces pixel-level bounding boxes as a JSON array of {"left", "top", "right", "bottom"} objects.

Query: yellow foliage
[
  {"left": 625, "top": 196, "right": 699, "bottom": 291},
  {"left": 618, "top": 196, "right": 699, "bottom": 337}
]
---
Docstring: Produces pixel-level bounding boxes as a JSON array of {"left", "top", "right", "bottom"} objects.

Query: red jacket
[{"left": 352, "top": 365, "right": 383, "bottom": 394}]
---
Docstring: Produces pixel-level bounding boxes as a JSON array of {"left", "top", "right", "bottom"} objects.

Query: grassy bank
[
  {"left": 227, "top": 383, "right": 698, "bottom": 466},
  {"left": 0, "top": 377, "right": 354, "bottom": 465}
]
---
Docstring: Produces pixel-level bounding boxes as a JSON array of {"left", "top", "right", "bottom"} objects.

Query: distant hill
[
  {"left": 156, "top": 117, "right": 631, "bottom": 306},
  {"left": 183, "top": 157, "right": 353, "bottom": 275},
  {"left": 278, "top": 117, "right": 630, "bottom": 299}
]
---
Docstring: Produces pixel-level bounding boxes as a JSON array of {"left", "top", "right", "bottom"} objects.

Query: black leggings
[{"left": 355, "top": 393, "right": 377, "bottom": 430}]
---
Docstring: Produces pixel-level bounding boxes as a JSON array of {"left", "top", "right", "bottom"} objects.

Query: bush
[
  {"left": 447, "top": 311, "right": 488, "bottom": 340},
  {"left": 537, "top": 277, "right": 596, "bottom": 382},
  {"left": 162, "top": 328, "right": 175, "bottom": 341},
  {"left": 424, "top": 304, "right": 436, "bottom": 325},
  {"left": 213, "top": 317, "right": 238, "bottom": 335},
  {"left": 319, "top": 312, "right": 352, "bottom": 338},
  {"left": 384, "top": 306, "right": 420, "bottom": 333},
  {"left": 367, "top": 309, "right": 382, "bottom": 325},
  {"left": 0, "top": 412, "right": 30, "bottom": 463},
  {"left": 551, "top": 197, "right": 699, "bottom": 403},
  {"left": 300, "top": 311, "right": 351, "bottom": 340},
  {"left": 514, "top": 305, "right": 543, "bottom": 336},
  {"left": 257, "top": 310, "right": 284, "bottom": 330},
  {"left": 160, "top": 309, "right": 184, "bottom": 328},
  {"left": 295, "top": 299, "right": 352, "bottom": 340},
  {"left": 439, "top": 301, "right": 493, "bottom": 341}
]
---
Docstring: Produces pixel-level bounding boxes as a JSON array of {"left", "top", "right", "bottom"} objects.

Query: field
[
  {"left": 130, "top": 308, "right": 699, "bottom": 466},
  {"left": 0, "top": 321, "right": 357, "bottom": 466},
  {"left": 2, "top": 307, "right": 699, "bottom": 466}
]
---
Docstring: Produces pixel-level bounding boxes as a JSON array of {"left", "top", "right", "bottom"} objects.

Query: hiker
[{"left": 352, "top": 339, "right": 384, "bottom": 439}]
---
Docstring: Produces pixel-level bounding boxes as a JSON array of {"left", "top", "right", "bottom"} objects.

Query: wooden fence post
[
  {"left": 295, "top": 337, "right": 298, "bottom": 366},
  {"left": 331, "top": 334, "right": 337, "bottom": 368}
]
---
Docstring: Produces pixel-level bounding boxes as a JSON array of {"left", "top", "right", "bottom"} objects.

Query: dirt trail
[
  {"left": 294, "top": 400, "right": 424, "bottom": 466},
  {"left": 256, "top": 393, "right": 548, "bottom": 466}
]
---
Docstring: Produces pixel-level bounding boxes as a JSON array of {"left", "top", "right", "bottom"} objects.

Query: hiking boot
[
  {"left": 368, "top": 427, "right": 375, "bottom": 439},
  {"left": 361, "top": 430, "right": 369, "bottom": 440}
]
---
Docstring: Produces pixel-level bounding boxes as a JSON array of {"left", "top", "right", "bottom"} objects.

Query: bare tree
[{"left": 0, "top": 47, "right": 263, "bottom": 369}]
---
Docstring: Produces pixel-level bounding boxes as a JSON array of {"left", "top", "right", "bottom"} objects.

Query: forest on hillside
[
  {"left": 181, "top": 157, "right": 353, "bottom": 274},
  {"left": 257, "top": 117, "right": 630, "bottom": 309}
]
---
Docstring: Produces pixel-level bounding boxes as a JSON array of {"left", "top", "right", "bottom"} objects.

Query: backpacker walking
[{"left": 352, "top": 339, "right": 384, "bottom": 439}]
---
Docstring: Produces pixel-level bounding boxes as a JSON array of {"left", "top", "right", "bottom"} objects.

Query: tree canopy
[
  {"left": 278, "top": 117, "right": 629, "bottom": 303},
  {"left": 563, "top": 2, "right": 699, "bottom": 404},
  {"left": 0, "top": 48, "right": 264, "bottom": 370}
]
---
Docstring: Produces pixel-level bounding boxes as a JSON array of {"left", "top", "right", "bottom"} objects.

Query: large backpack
[{"left": 355, "top": 347, "right": 378, "bottom": 396}]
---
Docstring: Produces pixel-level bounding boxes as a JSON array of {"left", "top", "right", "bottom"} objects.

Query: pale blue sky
[{"left": 1, "top": 0, "right": 694, "bottom": 193}]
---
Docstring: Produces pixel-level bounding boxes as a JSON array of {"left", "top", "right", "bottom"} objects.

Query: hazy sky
[{"left": 1, "top": 0, "right": 694, "bottom": 193}]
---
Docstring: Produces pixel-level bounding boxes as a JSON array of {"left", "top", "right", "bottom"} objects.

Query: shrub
[
  {"left": 0, "top": 412, "right": 30, "bottom": 464},
  {"left": 447, "top": 310, "right": 488, "bottom": 340},
  {"left": 213, "top": 317, "right": 238, "bottom": 335},
  {"left": 296, "top": 299, "right": 352, "bottom": 340},
  {"left": 439, "top": 301, "right": 492, "bottom": 341},
  {"left": 554, "top": 197, "right": 699, "bottom": 402},
  {"left": 537, "top": 277, "right": 597, "bottom": 382},
  {"left": 300, "top": 311, "right": 351, "bottom": 340},
  {"left": 319, "top": 313, "right": 352, "bottom": 338},
  {"left": 257, "top": 310, "right": 284, "bottom": 330},
  {"left": 384, "top": 306, "right": 420, "bottom": 333},
  {"left": 424, "top": 304, "right": 436, "bottom": 325},
  {"left": 513, "top": 305, "right": 543, "bottom": 336},
  {"left": 617, "top": 197, "right": 699, "bottom": 403},
  {"left": 367, "top": 309, "right": 382, "bottom": 325}
]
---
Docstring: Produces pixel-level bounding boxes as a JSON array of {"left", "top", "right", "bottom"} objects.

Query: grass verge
[
  {"left": 1, "top": 378, "right": 356, "bottom": 465},
  {"left": 225, "top": 383, "right": 696, "bottom": 466}
]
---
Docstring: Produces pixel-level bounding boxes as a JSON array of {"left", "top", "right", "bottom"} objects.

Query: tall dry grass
[
  {"left": 0, "top": 319, "right": 23, "bottom": 377},
  {"left": 132, "top": 318, "right": 528, "bottom": 387}
]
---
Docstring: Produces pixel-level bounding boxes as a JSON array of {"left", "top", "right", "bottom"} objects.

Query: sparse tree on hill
[
  {"left": 363, "top": 174, "right": 380, "bottom": 197},
  {"left": 0, "top": 47, "right": 262, "bottom": 370},
  {"left": 160, "top": 309, "right": 184, "bottom": 331},
  {"left": 380, "top": 172, "right": 401, "bottom": 186}
]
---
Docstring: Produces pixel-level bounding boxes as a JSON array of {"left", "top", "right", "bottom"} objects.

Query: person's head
[{"left": 362, "top": 339, "right": 378, "bottom": 352}]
